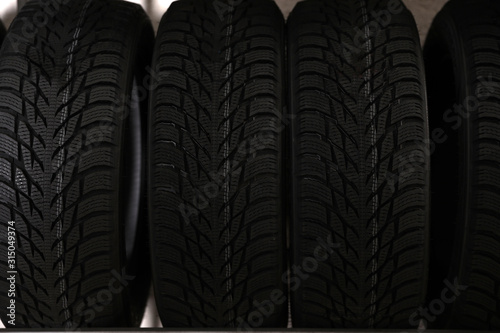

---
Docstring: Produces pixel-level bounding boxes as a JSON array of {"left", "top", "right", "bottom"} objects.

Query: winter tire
[
  {"left": 0, "top": 0, "right": 153, "bottom": 328},
  {"left": 424, "top": 0, "right": 500, "bottom": 329},
  {"left": 148, "top": 0, "right": 287, "bottom": 328},
  {"left": 288, "top": 0, "right": 430, "bottom": 328}
]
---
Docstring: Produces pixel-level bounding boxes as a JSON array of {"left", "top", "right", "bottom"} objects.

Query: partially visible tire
[
  {"left": 288, "top": 0, "right": 430, "bottom": 328},
  {"left": 0, "top": 0, "right": 153, "bottom": 327},
  {"left": 424, "top": 0, "right": 500, "bottom": 329},
  {"left": 149, "top": 0, "right": 287, "bottom": 327}
]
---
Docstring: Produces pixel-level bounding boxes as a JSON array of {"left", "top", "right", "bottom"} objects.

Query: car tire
[
  {"left": 288, "top": 0, "right": 430, "bottom": 328},
  {"left": 424, "top": 0, "right": 500, "bottom": 329},
  {"left": 148, "top": 0, "right": 287, "bottom": 327},
  {"left": 0, "top": 0, "right": 153, "bottom": 328}
]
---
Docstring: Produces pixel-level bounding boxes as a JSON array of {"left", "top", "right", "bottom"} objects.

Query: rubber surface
[
  {"left": 288, "top": 0, "right": 430, "bottom": 328},
  {"left": 148, "top": 0, "right": 287, "bottom": 328},
  {"left": 424, "top": 0, "right": 500, "bottom": 329},
  {"left": 0, "top": 0, "right": 153, "bottom": 328}
]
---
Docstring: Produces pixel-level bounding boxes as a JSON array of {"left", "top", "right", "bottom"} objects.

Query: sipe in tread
[
  {"left": 288, "top": 0, "right": 430, "bottom": 328},
  {"left": 0, "top": 0, "right": 153, "bottom": 328},
  {"left": 424, "top": 0, "right": 500, "bottom": 329},
  {"left": 148, "top": 0, "right": 287, "bottom": 328}
]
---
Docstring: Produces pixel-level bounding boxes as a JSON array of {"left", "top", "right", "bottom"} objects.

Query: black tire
[
  {"left": 0, "top": 0, "right": 153, "bottom": 328},
  {"left": 149, "top": 0, "right": 287, "bottom": 328},
  {"left": 424, "top": 0, "right": 500, "bottom": 329},
  {"left": 288, "top": 0, "right": 430, "bottom": 328}
]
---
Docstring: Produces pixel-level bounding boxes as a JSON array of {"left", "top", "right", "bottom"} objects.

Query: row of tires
[{"left": 0, "top": 0, "right": 499, "bottom": 329}]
